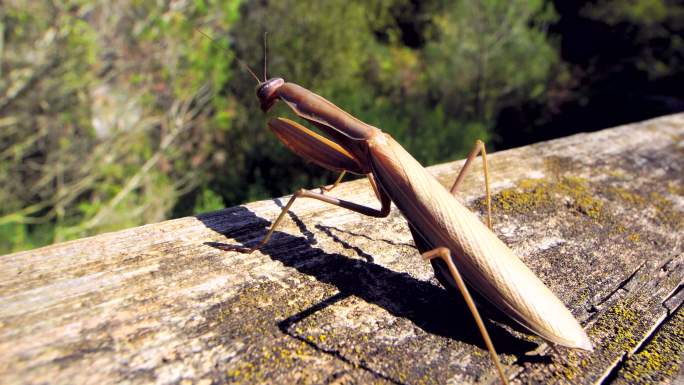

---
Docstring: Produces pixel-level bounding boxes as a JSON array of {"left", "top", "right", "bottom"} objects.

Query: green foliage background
[{"left": 1, "top": 0, "right": 681, "bottom": 254}]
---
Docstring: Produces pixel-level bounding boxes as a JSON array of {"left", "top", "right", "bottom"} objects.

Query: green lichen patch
[
  {"left": 615, "top": 308, "right": 684, "bottom": 384},
  {"left": 601, "top": 181, "right": 683, "bottom": 241},
  {"left": 649, "top": 192, "right": 684, "bottom": 230},
  {"left": 552, "top": 349, "right": 589, "bottom": 383},
  {"left": 585, "top": 300, "right": 662, "bottom": 371},
  {"left": 627, "top": 233, "right": 641, "bottom": 243},
  {"left": 491, "top": 178, "right": 553, "bottom": 212},
  {"left": 194, "top": 279, "right": 359, "bottom": 384},
  {"left": 558, "top": 176, "right": 605, "bottom": 220},
  {"left": 607, "top": 187, "right": 647, "bottom": 207},
  {"left": 487, "top": 176, "right": 607, "bottom": 221},
  {"left": 605, "top": 185, "right": 683, "bottom": 230},
  {"left": 543, "top": 156, "right": 576, "bottom": 180},
  {"left": 195, "top": 277, "right": 465, "bottom": 384},
  {"left": 600, "top": 303, "right": 642, "bottom": 352},
  {"left": 547, "top": 301, "right": 644, "bottom": 383},
  {"left": 288, "top": 296, "right": 448, "bottom": 385},
  {"left": 666, "top": 181, "right": 684, "bottom": 197},
  {"left": 486, "top": 164, "right": 683, "bottom": 243}
]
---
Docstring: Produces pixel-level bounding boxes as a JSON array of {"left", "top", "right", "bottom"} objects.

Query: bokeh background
[{"left": 1, "top": 0, "right": 682, "bottom": 254}]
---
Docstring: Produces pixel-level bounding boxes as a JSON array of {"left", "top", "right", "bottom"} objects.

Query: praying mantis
[{"left": 224, "top": 44, "right": 593, "bottom": 384}]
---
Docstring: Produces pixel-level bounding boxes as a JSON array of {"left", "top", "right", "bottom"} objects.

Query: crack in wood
[
  {"left": 589, "top": 262, "right": 647, "bottom": 312},
  {"left": 663, "top": 283, "right": 683, "bottom": 315}
]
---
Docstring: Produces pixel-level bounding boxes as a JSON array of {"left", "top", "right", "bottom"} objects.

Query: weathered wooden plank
[{"left": 1, "top": 113, "right": 683, "bottom": 385}]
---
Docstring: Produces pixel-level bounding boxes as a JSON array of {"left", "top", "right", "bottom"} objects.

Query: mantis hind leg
[
  {"left": 449, "top": 140, "right": 493, "bottom": 229},
  {"left": 422, "top": 247, "right": 510, "bottom": 385},
  {"left": 229, "top": 181, "right": 391, "bottom": 254}
]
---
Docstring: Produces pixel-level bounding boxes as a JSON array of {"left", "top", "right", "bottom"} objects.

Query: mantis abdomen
[{"left": 368, "top": 133, "right": 593, "bottom": 351}]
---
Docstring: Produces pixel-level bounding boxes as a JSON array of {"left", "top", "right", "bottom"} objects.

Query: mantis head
[{"left": 256, "top": 77, "right": 285, "bottom": 112}]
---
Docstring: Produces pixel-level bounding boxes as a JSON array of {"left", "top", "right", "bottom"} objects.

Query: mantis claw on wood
[{"left": 224, "top": 43, "right": 593, "bottom": 384}]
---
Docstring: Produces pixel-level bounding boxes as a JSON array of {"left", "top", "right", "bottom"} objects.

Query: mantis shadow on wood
[{"left": 198, "top": 205, "right": 540, "bottom": 364}]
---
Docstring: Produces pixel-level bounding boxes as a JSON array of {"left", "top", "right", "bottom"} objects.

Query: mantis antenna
[
  {"left": 263, "top": 32, "right": 269, "bottom": 81},
  {"left": 196, "top": 29, "right": 260, "bottom": 84}
]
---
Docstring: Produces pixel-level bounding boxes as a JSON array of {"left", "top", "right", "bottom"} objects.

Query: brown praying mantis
[{"left": 223, "top": 42, "right": 593, "bottom": 384}]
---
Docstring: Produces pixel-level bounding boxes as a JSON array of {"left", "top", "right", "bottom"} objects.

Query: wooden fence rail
[{"left": 1, "top": 114, "right": 683, "bottom": 384}]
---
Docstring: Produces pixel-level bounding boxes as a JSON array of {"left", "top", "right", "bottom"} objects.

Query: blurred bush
[{"left": 0, "top": 0, "right": 241, "bottom": 252}]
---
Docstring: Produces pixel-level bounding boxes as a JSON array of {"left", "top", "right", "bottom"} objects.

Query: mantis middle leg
[{"left": 449, "top": 139, "right": 493, "bottom": 229}]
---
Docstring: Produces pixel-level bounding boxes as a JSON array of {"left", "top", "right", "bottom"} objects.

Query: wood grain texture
[{"left": 1, "top": 114, "right": 683, "bottom": 385}]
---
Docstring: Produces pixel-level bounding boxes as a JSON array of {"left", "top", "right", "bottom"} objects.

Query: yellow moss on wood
[
  {"left": 608, "top": 187, "right": 647, "bottom": 207},
  {"left": 493, "top": 178, "right": 552, "bottom": 212},
  {"left": 490, "top": 176, "right": 606, "bottom": 220},
  {"left": 620, "top": 309, "right": 684, "bottom": 384},
  {"left": 649, "top": 192, "right": 684, "bottom": 230},
  {"left": 589, "top": 301, "right": 642, "bottom": 353}
]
